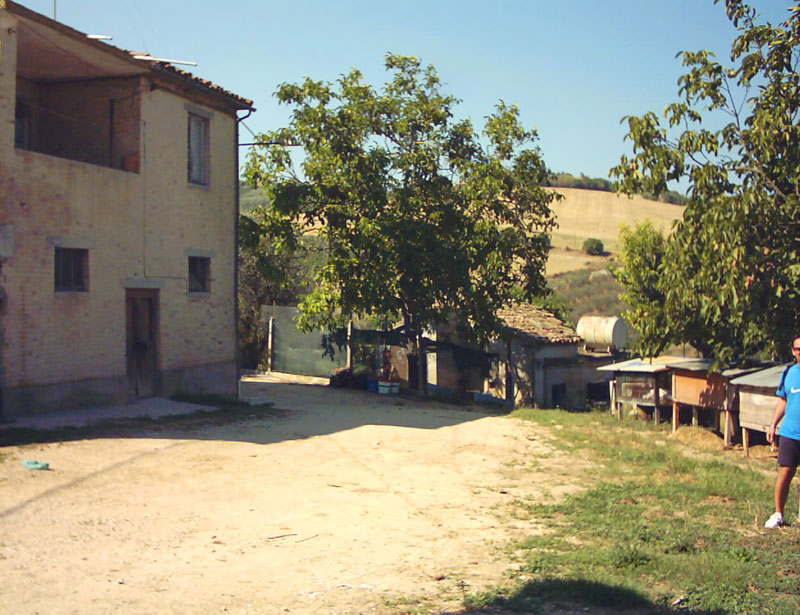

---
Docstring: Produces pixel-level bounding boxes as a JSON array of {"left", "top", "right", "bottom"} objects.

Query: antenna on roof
[{"left": 132, "top": 54, "right": 198, "bottom": 67}]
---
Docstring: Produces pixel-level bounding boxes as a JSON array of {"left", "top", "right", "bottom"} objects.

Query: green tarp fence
[
  {"left": 269, "top": 305, "right": 348, "bottom": 377},
  {"left": 266, "top": 305, "right": 494, "bottom": 379}
]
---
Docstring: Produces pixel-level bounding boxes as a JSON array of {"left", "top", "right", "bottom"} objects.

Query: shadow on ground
[
  {"left": 0, "top": 380, "right": 507, "bottom": 447},
  {"left": 455, "top": 577, "right": 740, "bottom": 615}
]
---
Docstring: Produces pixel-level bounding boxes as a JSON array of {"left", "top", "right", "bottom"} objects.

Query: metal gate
[{"left": 267, "top": 305, "right": 347, "bottom": 377}]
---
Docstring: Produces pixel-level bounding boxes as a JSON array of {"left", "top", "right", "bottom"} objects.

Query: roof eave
[{"left": 5, "top": 0, "right": 253, "bottom": 111}]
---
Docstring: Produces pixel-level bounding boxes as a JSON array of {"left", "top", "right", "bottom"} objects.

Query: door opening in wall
[{"left": 126, "top": 289, "right": 159, "bottom": 399}]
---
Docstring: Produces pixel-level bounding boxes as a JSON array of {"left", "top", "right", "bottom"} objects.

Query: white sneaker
[{"left": 765, "top": 512, "right": 784, "bottom": 528}]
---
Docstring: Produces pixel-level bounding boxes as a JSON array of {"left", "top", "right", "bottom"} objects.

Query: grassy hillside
[
  {"left": 240, "top": 181, "right": 684, "bottom": 324},
  {"left": 240, "top": 182, "right": 267, "bottom": 212},
  {"left": 542, "top": 186, "right": 685, "bottom": 327},
  {"left": 545, "top": 187, "right": 684, "bottom": 276},
  {"left": 548, "top": 268, "right": 627, "bottom": 327}
]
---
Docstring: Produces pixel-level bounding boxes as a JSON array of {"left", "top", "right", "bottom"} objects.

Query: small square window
[
  {"left": 55, "top": 248, "right": 88, "bottom": 292},
  {"left": 188, "top": 256, "right": 210, "bottom": 293},
  {"left": 188, "top": 113, "right": 209, "bottom": 185}
]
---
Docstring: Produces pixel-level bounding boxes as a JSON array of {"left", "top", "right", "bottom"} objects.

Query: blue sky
[{"left": 18, "top": 0, "right": 793, "bottom": 183}]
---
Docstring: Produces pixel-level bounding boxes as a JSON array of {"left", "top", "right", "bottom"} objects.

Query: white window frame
[{"left": 188, "top": 113, "right": 210, "bottom": 185}]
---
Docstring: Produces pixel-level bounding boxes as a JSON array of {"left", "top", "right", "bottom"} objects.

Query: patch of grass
[
  {"left": 168, "top": 392, "right": 278, "bottom": 418},
  {"left": 382, "top": 595, "right": 434, "bottom": 614},
  {"left": 469, "top": 408, "right": 800, "bottom": 614}
]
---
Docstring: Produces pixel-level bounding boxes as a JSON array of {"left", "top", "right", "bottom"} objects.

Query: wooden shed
[
  {"left": 729, "top": 364, "right": 789, "bottom": 456},
  {"left": 667, "top": 359, "right": 762, "bottom": 446},
  {"left": 597, "top": 356, "right": 683, "bottom": 423}
]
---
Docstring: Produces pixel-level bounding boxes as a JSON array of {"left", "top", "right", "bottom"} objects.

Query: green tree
[
  {"left": 238, "top": 212, "right": 326, "bottom": 369},
  {"left": 244, "top": 54, "right": 558, "bottom": 389},
  {"left": 582, "top": 238, "right": 604, "bottom": 256},
  {"left": 610, "top": 1, "right": 800, "bottom": 364},
  {"left": 612, "top": 223, "right": 669, "bottom": 358}
]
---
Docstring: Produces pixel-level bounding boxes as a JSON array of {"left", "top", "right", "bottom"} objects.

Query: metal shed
[
  {"left": 597, "top": 356, "right": 683, "bottom": 423},
  {"left": 729, "top": 364, "right": 789, "bottom": 456},
  {"left": 667, "top": 359, "right": 762, "bottom": 446}
]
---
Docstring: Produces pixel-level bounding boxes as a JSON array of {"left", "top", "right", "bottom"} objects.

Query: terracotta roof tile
[
  {"left": 498, "top": 303, "right": 581, "bottom": 344},
  {"left": 146, "top": 61, "right": 253, "bottom": 109}
]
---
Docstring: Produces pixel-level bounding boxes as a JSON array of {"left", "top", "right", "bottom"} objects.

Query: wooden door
[{"left": 126, "top": 289, "right": 159, "bottom": 399}]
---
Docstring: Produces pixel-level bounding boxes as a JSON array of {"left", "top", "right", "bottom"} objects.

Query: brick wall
[{"left": 0, "top": 13, "right": 239, "bottom": 414}]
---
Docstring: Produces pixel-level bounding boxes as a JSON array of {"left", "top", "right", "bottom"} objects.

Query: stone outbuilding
[{"left": 425, "top": 303, "right": 613, "bottom": 410}]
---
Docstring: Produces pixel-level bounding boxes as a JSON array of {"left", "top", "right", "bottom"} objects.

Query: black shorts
[{"left": 777, "top": 435, "right": 800, "bottom": 467}]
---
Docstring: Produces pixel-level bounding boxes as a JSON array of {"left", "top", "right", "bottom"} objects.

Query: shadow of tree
[
  {"left": 0, "top": 382, "right": 501, "bottom": 447},
  {"left": 460, "top": 577, "right": 736, "bottom": 615}
]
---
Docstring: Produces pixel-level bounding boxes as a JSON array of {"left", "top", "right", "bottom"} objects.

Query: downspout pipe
[{"left": 234, "top": 108, "right": 254, "bottom": 390}]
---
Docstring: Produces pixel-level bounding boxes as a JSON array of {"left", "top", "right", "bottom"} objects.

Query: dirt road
[{"left": 1, "top": 380, "right": 588, "bottom": 615}]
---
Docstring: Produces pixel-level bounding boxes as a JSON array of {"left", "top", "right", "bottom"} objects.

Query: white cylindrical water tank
[{"left": 576, "top": 316, "right": 628, "bottom": 351}]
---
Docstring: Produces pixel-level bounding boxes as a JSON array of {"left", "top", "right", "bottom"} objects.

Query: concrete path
[
  {"left": 0, "top": 372, "right": 329, "bottom": 432},
  {"left": 0, "top": 397, "right": 217, "bottom": 431}
]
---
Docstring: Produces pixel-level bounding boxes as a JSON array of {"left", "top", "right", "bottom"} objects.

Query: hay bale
[{"left": 669, "top": 426, "right": 724, "bottom": 449}]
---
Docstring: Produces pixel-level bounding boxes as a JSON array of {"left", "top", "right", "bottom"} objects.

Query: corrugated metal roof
[
  {"left": 730, "top": 363, "right": 792, "bottom": 389},
  {"left": 666, "top": 358, "right": 714, "bottom": 372},
  {"left": 667, "top": 359, "right": 767, "bottom": 379},
  {"left": 596, "top": 356, "right": 685, "bottom": 373},
  {"left": 498, "top": 303, "right": 581, "bottom": 344}
]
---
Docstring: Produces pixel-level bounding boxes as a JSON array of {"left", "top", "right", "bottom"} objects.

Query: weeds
[{"left": 465, "top": 408, "right": 800, "bottom": 614}]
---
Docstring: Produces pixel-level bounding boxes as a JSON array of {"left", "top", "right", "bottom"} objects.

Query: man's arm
[{"left": 767, "top": 397, "right": 787, "bottom": 444}]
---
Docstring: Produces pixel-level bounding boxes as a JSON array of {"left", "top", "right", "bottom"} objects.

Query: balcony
[{"left": 14, "top": 11, "right": 145, "bottom": 172}]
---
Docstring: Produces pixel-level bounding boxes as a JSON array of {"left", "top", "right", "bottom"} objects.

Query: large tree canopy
[
  {"left": 611, "top": 1, "right": 800, "bottom": 364},
  {"left": 244, "top": 54, "right": 557, "bottom": 381}
]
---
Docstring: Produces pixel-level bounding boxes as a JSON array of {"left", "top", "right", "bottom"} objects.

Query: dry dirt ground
[{"left": 0, "top": 377, "right": 598, "bottom": 615}]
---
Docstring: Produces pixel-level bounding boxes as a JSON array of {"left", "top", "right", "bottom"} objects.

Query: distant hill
[
  {"left": 547, "top": 172, "right": 687, "bottom": 205},
  {"left": 240, "top": 183, "right": 267, "bottom": 213},
  {"left": 545, "top": 187, "right": 684, "bottom": 276},
  {"left": 240, "top": 182, "right": 685, "bottom": 277}
]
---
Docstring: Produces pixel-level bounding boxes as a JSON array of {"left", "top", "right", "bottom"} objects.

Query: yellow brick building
[{"left": 0, "top": 2, "right": 253, "bottom": 417}]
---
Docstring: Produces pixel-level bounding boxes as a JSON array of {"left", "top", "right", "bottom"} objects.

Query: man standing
[{"left": 765, "top": 336, "right": 800, "bottom": 528}]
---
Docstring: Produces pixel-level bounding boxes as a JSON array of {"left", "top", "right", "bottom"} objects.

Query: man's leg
[{"left": 775, "top": 465, "right": 797, "bottom": 516}]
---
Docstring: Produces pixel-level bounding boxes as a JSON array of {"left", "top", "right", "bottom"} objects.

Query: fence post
[
  {"left": 267, "top": 316, "right": 274, "bottom": 373},
  {"left": 505, "top": 341, "right": 514, "bottom": 407},
  {"left": 347, "top": 321, "right": 354, "bottom": 369}
]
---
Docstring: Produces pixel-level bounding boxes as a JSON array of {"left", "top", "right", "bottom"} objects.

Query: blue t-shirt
[{"left": 776, "top": 363, "right": 800, "bottom": 440}]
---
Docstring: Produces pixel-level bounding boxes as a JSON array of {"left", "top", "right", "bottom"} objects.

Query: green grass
[{"left": 465, "top": 408, "right": 800, "bottom": 614}]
